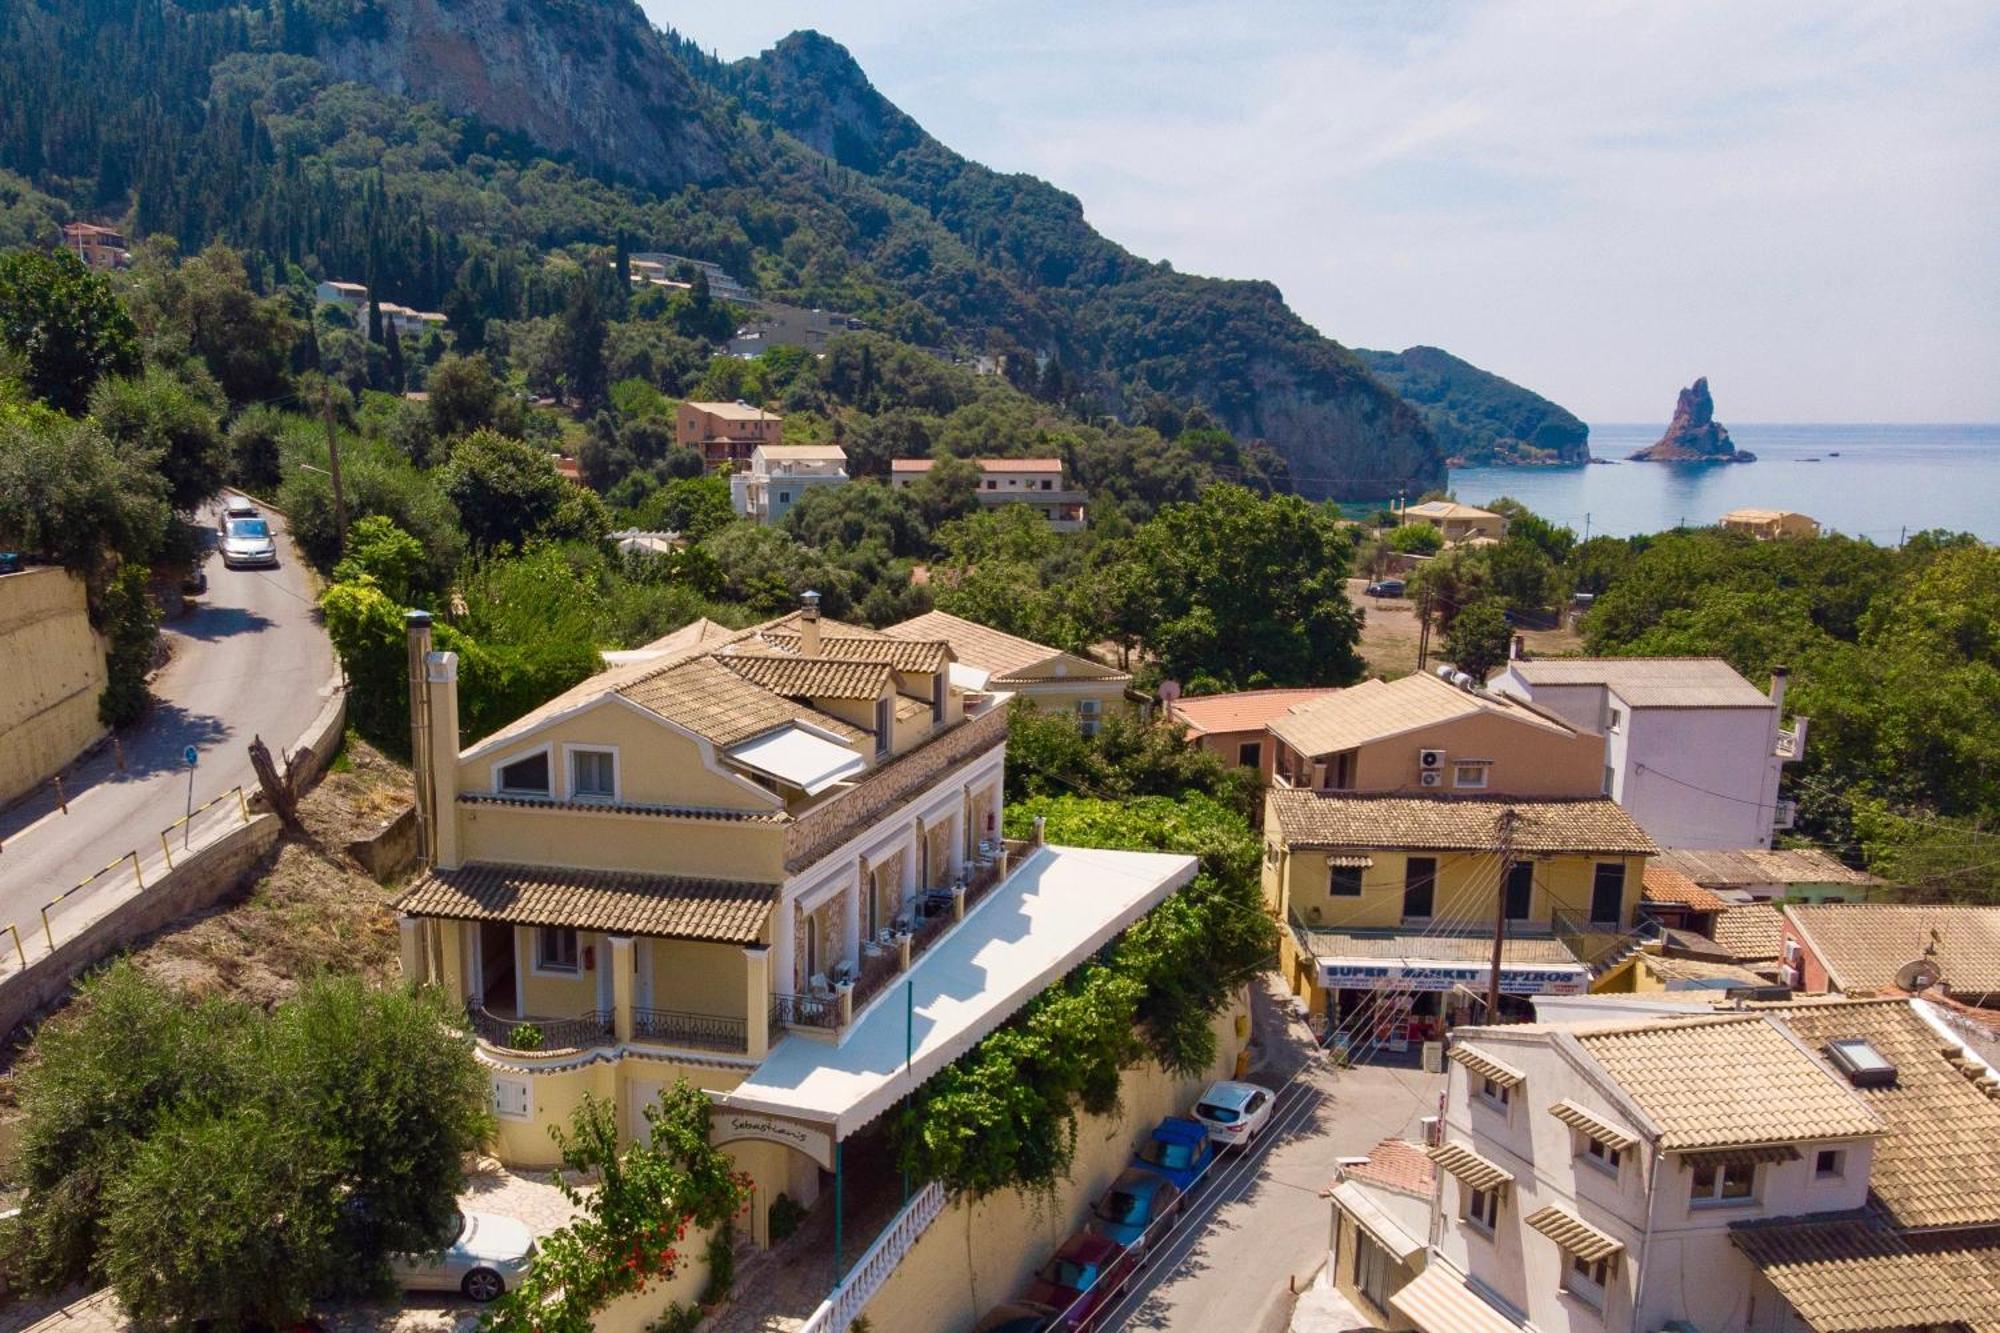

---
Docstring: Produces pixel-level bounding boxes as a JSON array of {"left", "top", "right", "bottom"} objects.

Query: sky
[{"left": 642, "top": 2, "right": 2000, "bottom": 424}]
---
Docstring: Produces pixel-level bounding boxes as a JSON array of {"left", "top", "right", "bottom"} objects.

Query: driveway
[
  {"left": 0, "top": 494, "right": 335, "bottom": 942},
  {"left": 1096, "top": 978, "right": 1443, "bottom": 1333}
]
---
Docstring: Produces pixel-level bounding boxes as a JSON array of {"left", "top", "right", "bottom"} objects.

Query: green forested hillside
[
  {"left": 1355, "top": 345, "right": 1590, "bottom": 465},
  {"left": 0, "top": 0, "right": 1446, "bottom": 496}
]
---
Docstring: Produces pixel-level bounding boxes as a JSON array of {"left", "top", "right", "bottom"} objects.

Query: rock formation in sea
[{"left": 1629, "top": 377, "right": 1755, "bottom": 463}]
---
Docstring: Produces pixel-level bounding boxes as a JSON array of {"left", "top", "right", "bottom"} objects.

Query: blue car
[
  {"left": 1092, "top": 1166, "right": 1183, "bottom": 1252},
  {"left": 1131, "top": 1116, "right": 1216, "bottom": 1192}
]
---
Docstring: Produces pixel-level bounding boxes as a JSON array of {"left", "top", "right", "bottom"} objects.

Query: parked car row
[{"left": 972, "top": 1079, "right": 1273, "bottom": 1331}]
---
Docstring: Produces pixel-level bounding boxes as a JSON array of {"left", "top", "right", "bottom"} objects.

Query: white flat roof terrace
[{"left": 718, "top": 843, "right": 1197, "bottom": 1139}]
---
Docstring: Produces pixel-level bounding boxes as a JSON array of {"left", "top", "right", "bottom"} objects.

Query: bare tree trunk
[{"left": 249, "top": 734, "right": 308, "bottom": 835}]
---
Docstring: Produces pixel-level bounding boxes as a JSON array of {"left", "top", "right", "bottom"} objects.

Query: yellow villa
[
  {"left": 390, "top": 595, "right": 1222, "bottom": 1323},
  {"left": 1261, "top": 673, "right": 1658, "bottom": 1042},
  {"left": 882, "top": 609, "right": 1132, "bottom": 730}
]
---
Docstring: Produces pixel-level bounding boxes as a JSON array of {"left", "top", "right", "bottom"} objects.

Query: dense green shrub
[{"left": 96, "top": 561, "right": 160, "bottom": 727}]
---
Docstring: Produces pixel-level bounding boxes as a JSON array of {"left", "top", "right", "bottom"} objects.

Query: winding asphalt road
[{"left": 0, "top": 494, "right": 334, "bottom": 939}]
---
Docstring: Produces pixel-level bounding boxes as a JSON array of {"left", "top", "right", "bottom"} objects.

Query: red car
[{"left": 1021, "top": 1231, "right": 1138, "bottom": 1330}]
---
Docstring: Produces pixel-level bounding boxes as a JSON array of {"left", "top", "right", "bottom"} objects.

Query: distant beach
[{"left": 1442, "top": 423, "right": 2000, "bottom": 542}]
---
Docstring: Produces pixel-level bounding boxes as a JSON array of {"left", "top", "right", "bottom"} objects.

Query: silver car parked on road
[
  {"left": 389, "top": 1210, "right": 536, "bottom": 1302},
  {"left": 220, "top": 515, "right": 279, "bottom": 569}
]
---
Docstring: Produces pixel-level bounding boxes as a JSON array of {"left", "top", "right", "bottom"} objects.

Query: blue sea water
[{"left": 1442, "top": 423, "right": 2000, "bottom": 543}]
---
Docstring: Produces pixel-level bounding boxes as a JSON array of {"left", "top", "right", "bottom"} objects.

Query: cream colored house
[
  {"left": 1720, "top": 508, "right": 1820, "bottom": 540},
  {"left": 882, "top": 609, "right": 1131, "bottom": 730},
  {"left": 1400, "top": 500, "right": 1508, "bottom": 544},
  {"left": 0, "top": 567, "right": 106, "bottom": 805},
  {"left": 889, "top": 458, "right": 1088, "bottom": 530},
  {"left": 392, "top": 597, "right": 1204, "bottom": 1290}
]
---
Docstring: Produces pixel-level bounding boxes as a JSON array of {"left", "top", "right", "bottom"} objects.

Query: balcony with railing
[
  {"left": 467, "top": 1003, "right": 612, "bottom": 1053},
  {"left": 631, "top": 1007, "right": 748, "bottom": 1053}
]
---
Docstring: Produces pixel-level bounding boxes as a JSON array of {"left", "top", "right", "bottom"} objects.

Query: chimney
[
  {"left": 800, "top": 589, "right": 822, "bottom": 655},
  {"left": 406, "top": 612, "right": 434, "bottom": 867},
  {"left": 427, "top": 649, "right": 462, "bottom": 869},
  {"left": 1769, "top": 665, "right": 1790, "bottom": 711},
  {"left": 1510, "top": 634, "right": 1526, "bottom": 662}
]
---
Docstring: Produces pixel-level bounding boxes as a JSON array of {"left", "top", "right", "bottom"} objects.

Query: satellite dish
[
  {"left": 1158, "top": 679, "right": 1182, "bottom": 704},
  {"left": 1894, "top": 958, "right": 1943, "bottom": 993}
]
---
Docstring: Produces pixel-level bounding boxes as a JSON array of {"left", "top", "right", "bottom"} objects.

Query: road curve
[{"left": 0, "top": 494, "right": 335, "bottom": 932}]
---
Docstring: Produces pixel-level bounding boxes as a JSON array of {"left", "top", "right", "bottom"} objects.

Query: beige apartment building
[
  {"left": 882, "top": 610, "right": 1131, "bottom": 728},
  {"left": 1720, "top": 507, "right": 1820, "bottom": 540},
  {"left": 390, "top": 596, "right": 1216, "bottom": 1323},
  {"left": 676, "top": 400, "right": 784, "bottom": 472},
  {"left": 890, "top": 458, "right": 1088, "bottom": 530},
  {"left": 1400, "top": 499, "right": 1508, "bottom": 544}
]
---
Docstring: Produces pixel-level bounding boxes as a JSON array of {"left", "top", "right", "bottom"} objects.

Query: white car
[
  {"left": 219, "top": 514, "right": 279, "bottom": 569},
  {"left": 390, "top": 1210, "right": 536, "bottom": 1302},
  {"left": 1191, "top": 1080, "right": 1274, "bottom": 1149}
]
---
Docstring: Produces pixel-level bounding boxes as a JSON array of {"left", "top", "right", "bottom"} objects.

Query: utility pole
[
  {"left": 1486, "top": 807, "right": 1521, "bottom": 1019},
  {"left": 1415, "top": 587, "right": 1433, "bottom": 672},
  {"left": 1583, "top": 512, "right": 1591, "bottom": 542},
  {"left": 322, "top": 385, "right": 348, "bottom": 556}
]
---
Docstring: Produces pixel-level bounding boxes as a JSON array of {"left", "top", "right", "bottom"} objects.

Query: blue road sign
[{"left": 183, "top": 745, "right": 199, "bottom": 767}]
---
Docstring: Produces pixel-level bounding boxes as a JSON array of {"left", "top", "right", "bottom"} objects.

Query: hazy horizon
[{"left": 649, "top": 2, "right": 2000, "bottom": 426}]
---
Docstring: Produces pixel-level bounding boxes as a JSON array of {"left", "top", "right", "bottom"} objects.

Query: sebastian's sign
[{"left": 712, "top": 1111, "right": 834, "bottom": 1169}]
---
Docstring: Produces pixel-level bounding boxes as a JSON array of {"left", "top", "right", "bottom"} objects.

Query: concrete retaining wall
[
  {"left": 346, "top": 802, "right": 418, "bottom": 882},
  {"left": 0, "top": 568, "right": 107, "bottom": 807},
  {"left": 0, "top": 814, "right": 280, "bottom": 1039}
]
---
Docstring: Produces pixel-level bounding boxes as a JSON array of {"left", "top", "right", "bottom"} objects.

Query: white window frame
[
  {"left": 1464, "top": 1185, "right": 1500, "bottom": 1237},
  {"left": 531, "top": 926, "right": 582, "bottom": 977},
  {"left": 1561, "top": 1251, "right": 1610, "bottom": 1309},
  {"left": 563, "top": 744, "right": 620, "bottom": 803},
  {"left": 1690, "top": 1160, "right": 1759, "bottom": 1208},
  {"left": 1453, "top": 762, "right": 1490, "bottom": 790},
  {"left": 492, "top": 1075, "right": 531, "bottom": 1121},
  {"left": 493, "top": 743, "right": 555, "bottom": 797},
  {"left": 1580, "top": 1135, "right": 1622, "bottom": 1177}
]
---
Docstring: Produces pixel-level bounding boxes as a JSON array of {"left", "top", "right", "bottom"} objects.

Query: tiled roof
[
  {"left": 1637, "top": 954, "right": 1776, "bottom": 988},
  {"left": 1428, "top": 1141, "right": 1513, "bottom": 1192},
  {"left": 890, "top": 457, "right": 1063, "bottom": 474},
  {"left": 1548, "top": 1100, "right": 1639, "bottom": 1152},
  {"left": 1267, "top": 790, "right": 1657, "bottom": 855},
  {"left": 882, "top": 610, "right": 1125, "bottom": 684},
  {"left": 1788, "top": 904, "right": 2000, "bottom": 996},
  {"left": 1448, "top": 1042, "right": 1525, "bottom": 1088},
  {"left": 686, "top": 400, "right": 778, "bottom": 421},
  {"left": 1298, "top": 929, "right": 1582, "bottom": 967},
  {"left": 1166, "top": 687, "right": 1343, "bottom": 736},
  {"left": 1658, "top": 846, "right": 1883, "bottom": 888},
  {"left": 1710, "top": 903, "right": 1786, "bottom": 961},
  {"left": 1640, "top": 861, "right": 1731, "bottom": 911},
  {"left": 1404, "top": 500, "right": 1500, "bottom": 521},
  {"left": 753, "top": 444, "right": 845, "bottom": 461},
  {"left": 1574, "top": 1015, "right": 1884, "bottom": 1151},
  {"left": 1502, "top": 657, "right": 1776, "bottom": 709},
  {"left": 1524, "top": 1205, "right": 1623, "bottom": 1263},
  {"left": 394, "top": 862, "right": 777, "bottom": 943},
  {"left": 619, "top": 655, "right": 866, "bottom": 748},
  {"left": 1731, "top": 1219, "right": 2000, "bottom": 1332},
  {"left": 719, "top": 655, "right": 893, "bottom": 701},
  {"left": 1766, "top": 998, "right": 2000, "bottom": 1228},
  {"left": 1338, "top": 1138, "right": 1436, "bottom": 1197},
  {"left": 1269, "top": 672, "right": 1577, "bottom": 757},
  {"left": 759, "top": 630, "right": 951, "bottom": 675}
]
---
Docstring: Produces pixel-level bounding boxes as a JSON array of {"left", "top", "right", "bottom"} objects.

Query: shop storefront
[{"left": 1317, "top": 955, "right": 1590, "bottom": 1055}]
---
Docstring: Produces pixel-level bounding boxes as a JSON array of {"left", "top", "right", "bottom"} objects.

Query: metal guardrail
[
  {"left": 466, "top": 1003, "right": 613, "bottom": 1052},
  {"left": 772, "top": 991, "right": 840, "bottom": 1031},
  {"left": 158, "top": 786, "right": 251, "bottom": 868},
  {"left": 40, "top": 851, "right": 144, "bottom": 952},
  {"left": 631, "top": 1006, "right": 747, "bottom": 1052}
]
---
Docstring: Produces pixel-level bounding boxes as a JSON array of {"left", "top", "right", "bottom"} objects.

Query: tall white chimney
[
  {"left": 800, "top": 589, "right": 822, "bottom": 656},
  {"left": 1769, "top": 665, "right": 1790, "bottom": 712},
  {"left": 406, "top": 611, "right": 434, "bottom": 867}
]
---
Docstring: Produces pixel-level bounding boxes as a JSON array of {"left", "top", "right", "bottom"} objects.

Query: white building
[
  {"left": 1390, "top": 995, "right": 2000, "bottom": 1333},
  {"left": 1489, "top": 657, "right": 1805, "bottom": 850},
  {"left": 890, "top": 458, "right": 1087, "bottom": 531},
  {"left": 726, "top": 304, "right": 863, "bottom": 357},
  {"left": 729, "top": 444, "right": 849, "bottom": 525},
  {"left": 314, "top": 279, "right": 368, "bottom": 312}
]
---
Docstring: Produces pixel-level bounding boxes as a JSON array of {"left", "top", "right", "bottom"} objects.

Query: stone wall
[
  {"left": 345, "top": 803, "right": 417, "bottom": 882},
  {"left": 0, "top": 568, "right": 107, "bottom": 807},
  {"left": 0, "top": 815, "right": 280, "bottom": 1040}
]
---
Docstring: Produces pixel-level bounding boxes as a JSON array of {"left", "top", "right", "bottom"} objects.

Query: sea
[{"left": 1435, "top": 423, "right": 2000, "bottom": 544}]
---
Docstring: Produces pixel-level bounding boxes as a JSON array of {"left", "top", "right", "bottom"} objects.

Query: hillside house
[
  {"left": 677, "top": 400, "right": 783, "bottom": 472},
  {"left": 889, "top": 458, "right": 1088, "bottom": 530},
  {"left": 1721, "top": 508, "right": 1821, "bottom": 540},
  {"left": 729, "top": 444, "right": 848, "bottom": 524},
  {"left": 1164, "top": 687, "right": 1343, "bottom": 785},
  {"left": 61, "top": 221, "right": 128, "bottom": 269},
  {"left": 1400, "top": 499, "right": 1508, "bottom": 544},
  {"left": 881, "top": 610, "right": 1131, "bottom": 729}
]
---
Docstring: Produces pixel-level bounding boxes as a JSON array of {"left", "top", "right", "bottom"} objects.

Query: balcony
[
  {"left": 467, "top": 1003, "right": 612, "bottom": 1053},
  {"left": 631, "top": 1007, "right": 748, "bottom": 1053},
  {"left": 771, "top": 991, "right": 840, "bottom": 1031}
]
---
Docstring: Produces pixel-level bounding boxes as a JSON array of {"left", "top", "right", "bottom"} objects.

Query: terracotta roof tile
[
  {"left": 1428, "top": 1141, "right": 1513, "bottom": 1192},
  {"left": 1574, "top": 1015, "right": 1884, "bottom": 1150},
  {"left": 1731, "top": 1220, "right": 2000, "bottom": 1331},
  {"left": 1524, "top": 1205, "right": 1624, "bottom": 1263},
  {"left": 1710, "top": 903, "right": 1786, "bottom": 961},
  {"left": 1269, "top": 673, "right": 1577, "bottom": 757},
  {"left": 1338, "top": 1138, "right": 1436, "bottom": 1197},
  {"left": 760, "top": 630, "right": 951, "bottom": 675},
  {"left": 394, "top": 862, "right": 777, "bottom": 944},
  {"left": 1448, "top": 1042, "right": 1525, "bottom": 1088},
  {"left": 1547, "top": 1100, "right": 1640, "bottom": 1152},
  {"left": 1635, "top": 954, "right": 1777, "bottom": 988},
  {"left": 882, "top": 610, "right": 1125, "bottom": 684},
  {"left": 1658, "top": 846, "right": 1883, "bottom": 889},
  {"left": 618, "top": 656, "right": 865, "bottom": 748},
  {"left": 1166, "top": 688, "right": 1343, "bottom": 736},
  {"left": 720, "top": 655, "right": 893, "bottom": 701},
  {"left": 1268, "top": 791, "right": 1657, "bottom": 855},
  {"left": 1788, "top": 904, "right": 2000, "bottom": 996},
  {"left": 1641, "top": 862, "right": 1731, "bottom": 911}
]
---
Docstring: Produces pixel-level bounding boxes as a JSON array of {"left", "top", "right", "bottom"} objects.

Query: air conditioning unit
[
  {"left": 1419, "top": 770, "right": 1445, "bottom": 789},
  {"left": 1783, "top": 938, "right": 1802, "bottom": 964},
  {"left": 1419, "top": 748, "right": 1447, "bottom": 770},
  {"left": 1781, "top": 963, "right": 1803, "bottom": 990}
]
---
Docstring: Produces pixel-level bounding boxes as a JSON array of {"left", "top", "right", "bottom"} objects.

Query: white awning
[
  {"left": 948, "top": 662, "right": 992, "bottom": 691},
  {"left": 719, "top": 844, "right": 1197, "bottom": 1139},
  {"left": 727, "top": 726, "right": 867, "bottom": 795},
  {"left": 1330, "top": 1182, "right": 1425, "bottom": 1262},
  {"left": 1390, "top": 1264, "right": 1536, "bottom": 1333}
]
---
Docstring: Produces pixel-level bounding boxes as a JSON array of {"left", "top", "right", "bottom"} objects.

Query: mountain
[
  {"left": 1629, "top": 377, "right": 1753, "bottom": 463},
  {"left": 0, "top": 0, "right": 1456, "bottom": 497},
  {"left": 1352, "top": 346, "right": 1589, "bottom": 466}
]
